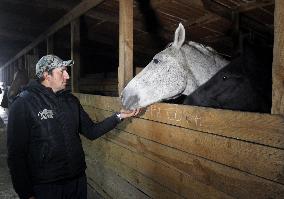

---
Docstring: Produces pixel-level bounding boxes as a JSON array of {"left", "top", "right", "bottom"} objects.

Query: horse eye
[
  {"left": 223, "top": 76, "right": 227, "bottom": 80},
  {"left": 153, "top": 59, "right": 160, "bottom": 64}
]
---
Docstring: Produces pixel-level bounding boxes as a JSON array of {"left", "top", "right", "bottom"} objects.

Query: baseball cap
[{"left": 36, "top": 54, "right": 74, "bottom": 78}]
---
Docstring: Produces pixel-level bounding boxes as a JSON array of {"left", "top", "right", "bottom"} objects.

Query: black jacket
[{"left": 7, "top": 80, "right": 121, "bottom": 199}]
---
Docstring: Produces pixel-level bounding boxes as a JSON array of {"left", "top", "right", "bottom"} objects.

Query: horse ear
[{"left": 172, "top": 23, "right": 185, "bottom": 49}]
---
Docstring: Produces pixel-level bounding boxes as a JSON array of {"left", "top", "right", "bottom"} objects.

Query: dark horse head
[
  {"left": 184, "top": 38, "right": 272, "bottom": 113},
  {"left": 1, "top": 66, "right": 29, "bottom": 108}
]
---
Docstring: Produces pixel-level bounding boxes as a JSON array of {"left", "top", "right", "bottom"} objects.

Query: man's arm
[
  {"left": 78, "top": 103, "right": 121, "bottom": 140},
  {"left": 7, "top": 98, "right": 34, "bottom": 199},
  {"left": 78, "top": 103, "right": 139, "bottom": 140}
]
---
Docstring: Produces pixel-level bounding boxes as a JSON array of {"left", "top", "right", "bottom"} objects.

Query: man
[{"left": 7, "top": 55, "right": 139, "bottom": 199}]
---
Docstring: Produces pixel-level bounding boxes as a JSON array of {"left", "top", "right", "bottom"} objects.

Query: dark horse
[
  {"left": 1, "top": 67, "right": 29, "bottom": 108},
  {"left": 184, "top": 38, "right": 272, "bottom": 113}
]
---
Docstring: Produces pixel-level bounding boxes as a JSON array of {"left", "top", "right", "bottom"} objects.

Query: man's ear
[{"left": 42, "top": 71, "right": 49, "bottom": 80}]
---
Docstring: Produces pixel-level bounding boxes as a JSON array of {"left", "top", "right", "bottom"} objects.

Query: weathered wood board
[{"left": 75, "top": 93, "right": 284, "bottom": 199}]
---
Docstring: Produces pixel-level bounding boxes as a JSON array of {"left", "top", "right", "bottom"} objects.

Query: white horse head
[{"left": 121, "top": 23, "right": 229, "bottom": 110}]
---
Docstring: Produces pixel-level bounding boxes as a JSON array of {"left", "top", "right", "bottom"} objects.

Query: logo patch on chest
[{"left": 38, "top": 109, "right": 54, "bottom": 120}]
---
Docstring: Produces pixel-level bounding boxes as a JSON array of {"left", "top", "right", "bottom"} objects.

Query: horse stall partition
[{"left": 75, "top": 93, "right": 284, "bottom": 199}]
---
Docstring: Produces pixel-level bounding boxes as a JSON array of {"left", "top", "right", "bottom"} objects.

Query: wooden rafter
[{"left": 0, "top": 0, "right": 105, "bottom": 70}]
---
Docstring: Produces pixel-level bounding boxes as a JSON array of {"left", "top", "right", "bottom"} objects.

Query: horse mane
[{"left": 187, "top": 41, "right": 218, "bottom": 57}]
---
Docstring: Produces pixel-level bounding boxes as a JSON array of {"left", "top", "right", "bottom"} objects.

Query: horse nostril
[{"left": 123, "top": 94, "right": 139, "bottom": 109}]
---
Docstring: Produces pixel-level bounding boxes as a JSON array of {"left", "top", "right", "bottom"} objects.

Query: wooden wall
[
  {"left": 0, "top": 1, "right": 283, "bottom": 198},
  {"left": 75, "top": 93, "right": 284, "bottom": 199}
]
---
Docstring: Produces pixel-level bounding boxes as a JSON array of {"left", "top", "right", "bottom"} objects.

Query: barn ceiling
[{"left": 0, "top": 0, "right": 275, "bottom": 67}]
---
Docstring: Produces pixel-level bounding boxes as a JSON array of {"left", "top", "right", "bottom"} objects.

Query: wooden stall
[
  {"left": 76, "top": 94, "right": 284, "bottom": 198},
  {"left": 75, "top": 0, "right": 284, "bottom": 198},
  {"left": 0, "top": 0, "right": 283, "bottom": 198}
]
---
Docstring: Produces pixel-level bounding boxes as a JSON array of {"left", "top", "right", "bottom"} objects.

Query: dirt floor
[{"left": 0, "top": 108, "right": 19, "bottom": 199}]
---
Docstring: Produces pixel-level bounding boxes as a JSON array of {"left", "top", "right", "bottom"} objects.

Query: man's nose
[{"left": 63, "top": 71, "right": 70, "bottom": 79}]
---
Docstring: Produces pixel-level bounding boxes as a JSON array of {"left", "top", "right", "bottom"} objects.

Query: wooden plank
[
  {"left": 9, "top": 63, "right": 14, "bottom": 84},
  {"left": 85, "top": 106, "right": 284, "bottom": 184},
  {"left": 0, "top": 0, "right": 105, "bottom": 70},
  {"left": 102, "top": 129, "right": 284, "bottom": 199},
  {"left": 201, "top": 0, "right": 273, "bottom": 37},
  {"left": 79, "top": 84, "right": 117, "bottom": 92},
  {"left": 85, "top": 158, "right": 150, "bottom": 199},
  {"left": 26, "top": 54, "right": 38, "bottom": 79},
  {"left": 272, "top": 0, "right": 284, "bottom": 114},
  {"left": 83, "top": 137, "right": 234, "bottom": 199},
  {"left": 75, "top": 94, "right": 284, "bottom": 149},
  {"left": 79, "top": 77, "right": 117, "bottom": 85},
  {"left": 71, "top": 18, "right": 80, "bottom": 93},
  {"left": 118, "top": 0, "right": 133, "bottom": 95},
  {"left": 85, "top": 149, "right": 183, "bottom": 199},
  {"left": 87, "top": 180, "right": 112, "bottom": 199}
]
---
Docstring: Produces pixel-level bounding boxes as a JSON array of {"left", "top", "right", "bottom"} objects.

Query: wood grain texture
[
  {"left": 118, "top": 0, "right": 133, "bottom": 94},
  {"left": 272, "top": 0, "right": 284, "bottom": 114},
  {"left": 71, "top": 18, "right": 80, "bottom": 93},
  {"left": 75, "top": 94, "right": 284, "bottom": 149},
  {"left": 102, "top": 129, "right": 284, "bottom": 199},
  {"left": 83, "top": 137, "right": 234, "bottom": 199},
  {"left": 86, "top": 158, "right": 149, "bottom": 199},
  {"left": 75, "top": 94, "right": 284, "bottom": 198},
  {"left": 86, "top": 107, "right": 284, "bottom": 184}
]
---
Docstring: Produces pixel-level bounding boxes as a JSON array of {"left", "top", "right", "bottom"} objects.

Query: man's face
[{"left": 48, "top": 67, "right": 70, "bottom": 92}]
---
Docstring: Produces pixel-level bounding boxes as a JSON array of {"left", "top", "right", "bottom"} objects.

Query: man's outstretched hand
[{"left": 120, "top": 109, "right": 140, "bottom": 119}]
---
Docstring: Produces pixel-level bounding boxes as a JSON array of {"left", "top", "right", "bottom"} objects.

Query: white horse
[{"left": 121, "top": 23, "right": 229, "bottom": 110}]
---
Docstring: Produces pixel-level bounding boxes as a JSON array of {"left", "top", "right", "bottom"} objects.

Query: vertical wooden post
[
  {"left": 24, "top": 54, "right": 29, "bottom": 78},
  {"left": 0, "top": 69, "right": 2, "bottom": 82},
  {"left": 32, "top": 48, "right": 39, "bottom": 78},
  {"left": 6, "top": 68, "right": 8, "bottom": 84},
  {"left": 47, "top": 36, "right": 54, "bottom": 54},
  {"left": 272, "top": 0, "right": 284, "bottom": 114},
  {"left": 18, "top": 57, "right": 23, "bottom": 71},
  {"left": 71, "top": 19, "right": 80, "bottom": 93},
  {"left": 12, "top": 62, "right": 16, "bottom": 80},
  {"left": 4, "top": 69, "right": 6, "bottom": 83},
  {"left": 118, "top": 0, "right": 133, "bottom": 95},
  {"left": 9, "top": 64, "right": 13, "bottom": 84}
]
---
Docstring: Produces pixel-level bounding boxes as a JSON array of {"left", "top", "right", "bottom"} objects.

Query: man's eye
[{"left": 153, "top": 59, "right": 160, "bottom": 64}]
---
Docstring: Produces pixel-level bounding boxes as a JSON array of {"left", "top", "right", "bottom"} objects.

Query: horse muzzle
[{"left": 120, "top": 92, "right": 140, "bottom": 110}]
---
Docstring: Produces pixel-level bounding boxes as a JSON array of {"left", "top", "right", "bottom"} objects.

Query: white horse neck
[{"left": 183, "top": 42, "right": 229, "bottom": 85}]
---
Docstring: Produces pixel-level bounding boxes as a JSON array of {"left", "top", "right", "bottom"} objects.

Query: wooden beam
[
  {"left": 237, "top": 0, "right": 274, "bottom": 13},
  {"left": 0, "top": 0, "right": 71, "bottom": 11},
  {"left": 0, "top": 0, "right": 105, "bottom": 70},
  {"left": 201, "top": 0, "right": 273, "bottom": 37},
  {"left": 118, "top": 0, "right": 133, "bottom": 95},
  {"left": 71, "top": 18, "right": 80, "bottom": 93},
  {"left": 0, "top": 30, "right": 35, "bottom": 42},
  {"left": 272, "top": 0, "right": 284, "bottom": 114}
]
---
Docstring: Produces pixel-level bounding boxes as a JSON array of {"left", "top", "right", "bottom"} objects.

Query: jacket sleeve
[
  {"left": 78, "top": 103, "right": 121, "bottom": 140},
  {"left": 7, "top": 98, "right": 34, "bottom": 199}
]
